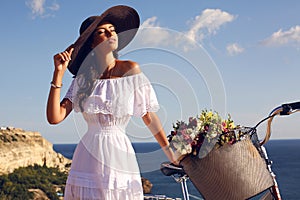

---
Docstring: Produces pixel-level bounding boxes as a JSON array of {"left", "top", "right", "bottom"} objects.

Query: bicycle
[{"left": 161, "top": 101, "right": 300, "bottom": 200}]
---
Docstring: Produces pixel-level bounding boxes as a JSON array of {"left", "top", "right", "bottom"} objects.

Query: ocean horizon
[{"left": 54, "top": 139, "right": 300, "bottom": 199}]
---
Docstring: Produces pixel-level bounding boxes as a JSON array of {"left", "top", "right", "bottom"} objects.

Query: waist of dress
[{"left": 86, "top": 125, "right": 126, "bottom": 134}]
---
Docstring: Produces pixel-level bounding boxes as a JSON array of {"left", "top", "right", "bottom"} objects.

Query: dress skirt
[{"left": 64, "top": 126, "right": 144, "bottom": 200}]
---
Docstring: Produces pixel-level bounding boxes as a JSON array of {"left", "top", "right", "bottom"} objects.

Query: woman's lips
[{"left": 108, "top": 38, "right": 116, "bottom": 43}]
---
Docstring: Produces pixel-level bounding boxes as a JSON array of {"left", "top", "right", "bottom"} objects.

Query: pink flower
[
  {"left": 188, "top": 117, "right": 197, "bottom": 127},
  {"left": 222, "top": 121, "right": 226, "bottom": 128}
]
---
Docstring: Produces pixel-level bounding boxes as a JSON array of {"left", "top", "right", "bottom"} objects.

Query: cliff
[{"left": 0, "top": 126, "right": 71, "bottom": 175}]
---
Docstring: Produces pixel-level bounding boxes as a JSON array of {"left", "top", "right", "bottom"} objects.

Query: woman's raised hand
[{"left": 53, "top": 45, "right": 74, "bottom": 73}]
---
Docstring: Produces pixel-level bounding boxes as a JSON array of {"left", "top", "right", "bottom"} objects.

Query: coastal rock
[
  {"left": 142, "top": 177, "right": 153, "bottom": 194},
  {"left": 28, "top": 189, "right": 50, "bottom": 200},
  {"left": 0, "top": 126, "right": 71, "bottom": 175}
]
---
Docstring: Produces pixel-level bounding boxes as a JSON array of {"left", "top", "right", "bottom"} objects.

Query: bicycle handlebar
[{"left": 259, "top": 101, "right": 300, "bottom": 145}]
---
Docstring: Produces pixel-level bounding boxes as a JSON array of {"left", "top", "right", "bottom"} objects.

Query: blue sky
[{"left": 1, "top": 0, "right": 300, "bottom": 144}]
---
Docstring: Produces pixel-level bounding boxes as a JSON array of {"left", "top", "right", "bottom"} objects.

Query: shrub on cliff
[{"left": 0, "top": 164, "right": 68, "bottom": 200}]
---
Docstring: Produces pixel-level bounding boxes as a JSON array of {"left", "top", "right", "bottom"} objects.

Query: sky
[{"left": 1, "top": 0, "right": 300, "bottom": 144}]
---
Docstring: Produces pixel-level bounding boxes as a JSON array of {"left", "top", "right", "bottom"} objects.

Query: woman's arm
[
  {"left": 142, "top": 112, "right": 179, "bottom": 165},
  {"left": 46, "top": 47, "right": 74, "bottom": 124}
]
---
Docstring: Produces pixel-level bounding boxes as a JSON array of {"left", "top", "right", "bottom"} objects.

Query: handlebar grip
[
  {"left": 285, "top": 101, "right": 300, "bottom": 110},
  {"left": 280, "top": 101, "right": 300, "bottom": 115}
]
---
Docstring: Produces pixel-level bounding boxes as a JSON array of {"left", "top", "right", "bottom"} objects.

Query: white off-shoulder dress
[{"left": 63, "top": 73, "right": 159, "bottom": 200}]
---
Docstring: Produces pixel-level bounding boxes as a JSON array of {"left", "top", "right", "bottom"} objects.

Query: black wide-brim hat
[{"left": 67, "top": 5, "right": 140, "bottom": 75}]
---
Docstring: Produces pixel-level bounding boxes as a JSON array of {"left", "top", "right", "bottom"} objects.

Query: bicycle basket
[{"left": 180, "top": 135, "right": 274, "bottom": 200}]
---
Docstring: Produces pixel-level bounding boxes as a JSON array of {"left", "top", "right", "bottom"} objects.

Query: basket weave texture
[{"left": 180, "top": 138, "right": 274, "bottom": 200}]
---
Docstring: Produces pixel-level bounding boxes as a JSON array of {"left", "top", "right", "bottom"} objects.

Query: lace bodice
[{"left": 64, "top": 73, "right": 160, "bottom": 127}]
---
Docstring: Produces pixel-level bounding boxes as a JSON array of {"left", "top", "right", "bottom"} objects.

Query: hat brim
[{"left": 67, "top": 5, "right": 140, "bottom": 75}]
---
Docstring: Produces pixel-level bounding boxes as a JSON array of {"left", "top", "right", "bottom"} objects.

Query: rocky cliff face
[{"left": 0, "top": 127, "right": 71, "bottom": 175}]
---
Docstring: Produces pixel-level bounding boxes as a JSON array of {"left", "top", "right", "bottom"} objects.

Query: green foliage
[{"left": 0, "top": 164, "right": 68, "bottom": 200}]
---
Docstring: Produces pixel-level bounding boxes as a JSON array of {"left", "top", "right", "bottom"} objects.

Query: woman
[{"left": 46, "top": 5, "right": 177, "bottom": 200}]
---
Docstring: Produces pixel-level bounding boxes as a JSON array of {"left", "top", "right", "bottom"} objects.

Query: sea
[{"left": 54, "top": 140, "right": 300, "bottom": 200}]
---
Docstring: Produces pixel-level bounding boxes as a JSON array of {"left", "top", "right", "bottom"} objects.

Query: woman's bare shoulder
[{"left": 118, "top": 60, "right": 141, "bottom": 76}]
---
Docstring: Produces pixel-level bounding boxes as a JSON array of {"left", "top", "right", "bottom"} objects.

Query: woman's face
[{"left": 91, "top": 22, "right": 118, "bottom": 53}]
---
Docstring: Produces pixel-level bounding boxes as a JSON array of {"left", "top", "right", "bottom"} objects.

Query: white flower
[
  {"left": 186, "top": 128, "right": 197, "bottom": 139},
  {"left": 171, "top": 135, "right": 192, "bottom": 156}
]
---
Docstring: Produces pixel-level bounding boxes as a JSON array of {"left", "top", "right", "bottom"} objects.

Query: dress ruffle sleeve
[
  {"left": 63, "top": 73, "right": 160, "bottom": 117},
  {"left": 129, "top": 73, "right": 160, "bottom": 117}
]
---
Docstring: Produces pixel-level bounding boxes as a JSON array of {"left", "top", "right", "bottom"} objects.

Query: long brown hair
[{"left": 75, "top": 34, "right": 118, "bottom": 112}]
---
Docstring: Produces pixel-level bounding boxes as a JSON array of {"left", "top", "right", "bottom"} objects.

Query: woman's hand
[
  {"left": 162, "top": 145, "right": 180, "bottom": 166},
  {"left": 53, "top": 45, "right": 74, "bottom": 73}
]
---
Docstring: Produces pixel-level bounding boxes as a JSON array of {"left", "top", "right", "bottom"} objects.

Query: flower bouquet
[
  {"left": 169, "top": 110, "right": 244, "bottom": 160},
  {"left": 168, "top": 110, "right": 274, "bottom": 199}
]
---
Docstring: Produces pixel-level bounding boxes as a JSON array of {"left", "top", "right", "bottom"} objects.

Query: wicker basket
[{"left": 180, "top": 137, "right": 274, "bottom": 200}]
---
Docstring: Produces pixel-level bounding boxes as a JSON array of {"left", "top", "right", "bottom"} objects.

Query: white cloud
[
  {"left": 261, "top": 25, "right": 300, "bottom": 46},
  {"left": 138, "top": 17, "right": 173, "bottom": 46},
  {"left": 135, "top": 9, "right": 235, "bottom": 52},
  {"left": 138, "top": 17, "right": 199, "bottom": 52},
  {"left": 26, "top": 0, "right": 60, "bottom": 19},
  {"left": 26, "top": 0, "right": 45, "bottom": 16},
  {"left": 186, "top": 9, "right": 236, "bottom": 42},
  {"left": 141, "top": 16, "right": 160, "bottom": 28},
  {"left": 226, "top": 43, "right": 244, "bottom": 56},
  {"left": 49, "top": 2, "right": 60, "bottom": 11}
]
